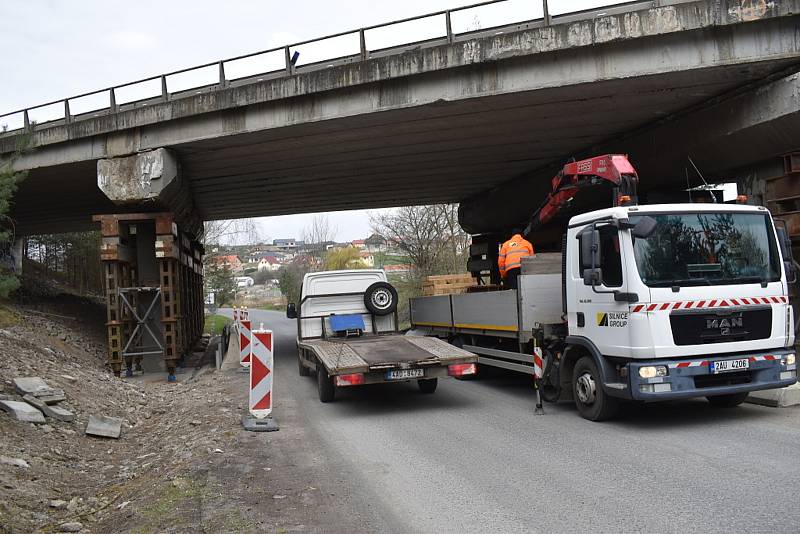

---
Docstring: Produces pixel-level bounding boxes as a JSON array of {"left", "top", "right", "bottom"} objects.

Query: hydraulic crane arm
[{"left": 523, "top": 154, "right": 639, "bottom": 237}]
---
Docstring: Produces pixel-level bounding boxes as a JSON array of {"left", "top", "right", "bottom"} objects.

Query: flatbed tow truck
[
  {"left": 287, "top": 269, "right": 477, "bottom": 402},
  {"left": 410, "top": 155, "right": 798, "bottom": 420}
]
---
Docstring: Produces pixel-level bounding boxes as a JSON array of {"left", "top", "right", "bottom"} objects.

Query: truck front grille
[{"left": 669, "top": 307, "right": 771, "bottom": 346}]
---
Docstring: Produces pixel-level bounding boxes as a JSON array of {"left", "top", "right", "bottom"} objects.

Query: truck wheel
[
  {"left": 364, "top": 282, "right": 398, "bottom": 316},
  {"left": 572, "top": 356, "right": 619, "bottom": 421},
  {"left": 706, "top": 392, "right": 749, "bottom": 407},
  {"left": 317, "top": 364, "right": 336, "bottom": 403},
  {"left": 418, "top": 378, "right": 438, "bottom": 394},
  {"left": 298, "top": 352, "right": 310, "bottom": 377}
]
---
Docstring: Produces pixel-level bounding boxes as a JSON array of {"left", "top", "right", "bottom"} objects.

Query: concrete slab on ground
[
  {"left": 85, "top": 415, "right": 122, "bottom": 438},
  {"left": 13, "top": 377, "right": 54, "bottom": 397},
  {"left": 221, "top": 333, "right": 242, "bottom": 371},
  {"left": 22, "top": 394, "right": 75, "bottom": 422},
  {"left": 0, "top": 400, "right": 46, "bottom": 423},
  {"left": 746, "top": 383, "right": 800, "bottom": 407}
]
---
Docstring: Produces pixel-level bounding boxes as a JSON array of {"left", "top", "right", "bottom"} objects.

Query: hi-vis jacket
[{"left": 498, "top": 234, "right": 535, "bottom": 278}]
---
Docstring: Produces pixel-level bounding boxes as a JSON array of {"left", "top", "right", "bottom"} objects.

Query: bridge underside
[
  {"left": 5, "top": 0, "right": 800, "bottom": 236},
  {"left": 12, "top": 60, "right": 800, "bottom": 236}
]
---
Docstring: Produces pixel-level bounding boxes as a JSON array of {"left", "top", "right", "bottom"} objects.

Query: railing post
[
  {"left": 161, "top": 75, "right": 168, "bottom": 102},
  {"left": 285, "top": 46, "right": 293, "bottom": 75},
  {"left": 543, "top": 0, "right": 551, "bottom": 26},
  {"left": 64, "top": 100, "right": 71, "bottom": 124},
  {"left": 218, "top": 61, "right": 227, "bottom": 87},
  {"left": 446, "top": 11, "right": 454, "bottom": 42},
  {"left": 110, "top": 88, "right": 117, "bottom": 113},
  {"left": 23, "top": 110, "right": 30, "bottom": 130},
  {"left": 359, "top": 29, "right": 367, "bottom": 60}
]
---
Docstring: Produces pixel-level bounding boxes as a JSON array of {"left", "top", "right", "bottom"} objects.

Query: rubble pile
[{"left": 0, "top": 306, "right": 232, "bottom": 533}]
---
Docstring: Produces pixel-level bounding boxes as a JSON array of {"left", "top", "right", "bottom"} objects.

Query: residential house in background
[
  {"left": 364, "top": 234, "right": 388, "bottom": 253},
  {"left": 258, "top": 256, "right": 281, "bottom": 272},
  {"left": 274, "top": 238, "right": 303, "bottom": 252},
  {"left": 351, "top": 239, "right": 366, "bottom": 250},
  {"left": 209, "top": 255, "right": 243, "bottom": 273},
  {"left": 359, "top": 251, "right": 375, "bottom": 267}
]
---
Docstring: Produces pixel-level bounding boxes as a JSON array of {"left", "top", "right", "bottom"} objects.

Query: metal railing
[{"left": 0, "top": 0, "right": 674, "bottom": 134}]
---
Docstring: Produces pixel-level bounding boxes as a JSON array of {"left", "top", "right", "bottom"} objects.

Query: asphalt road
[{"left": 227, "top": 308, "right": 800, "bottom": 534}]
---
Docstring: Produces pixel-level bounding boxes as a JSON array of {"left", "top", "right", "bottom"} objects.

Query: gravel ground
[{"left": 0, "top": 302, "right": 386, "bottom": 533}]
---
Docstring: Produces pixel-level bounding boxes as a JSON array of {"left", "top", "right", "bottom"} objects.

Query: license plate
[
  {"left": 386, "top": 369, "right": 424, "bottom": 380},
  {"left": 711, "top": 358, "right": 749, "bottom": 374}
]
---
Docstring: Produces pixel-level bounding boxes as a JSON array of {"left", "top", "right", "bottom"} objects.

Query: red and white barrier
[
  {"left": 239, "top": 319, "right": 252, "bottom": 367},
  {"left": 533, "top": 347, "right": 543, "bottom": 380},
  {"left": 249, "top": 328, "right": 274, "bottom": 418}
]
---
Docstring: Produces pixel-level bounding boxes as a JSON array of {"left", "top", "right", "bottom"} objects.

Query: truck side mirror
[
  {"left": 775, "top": 224, "right": 796, "bottom": 284},
  {"left": 784, "top": 261, "right": 796, "bottom": 284},
  {"left": 579, "top": 229, "right": 601, "bottom": 271},
  {"left": 286, "top": 303, "right": 298, "bottom": 319},
  {"left": 631, "top": 216, "right": 657, "bottom": 238}
]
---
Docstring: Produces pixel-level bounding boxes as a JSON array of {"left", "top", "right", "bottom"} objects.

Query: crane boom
[{"left": 523, "top": 154, "right": 639, "bottom": 237}]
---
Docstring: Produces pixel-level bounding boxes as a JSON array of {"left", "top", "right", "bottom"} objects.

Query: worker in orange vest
[{"left": 498, "top": 228, "right": 534, "bottom": 289}]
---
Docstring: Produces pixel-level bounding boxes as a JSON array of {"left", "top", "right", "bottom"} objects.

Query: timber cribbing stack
[
  {"left": 422, "top": 274, "right": 475, "bottom": 296},
  {"left": 93, "top": 212, "right": 204, "bottom": 379}
]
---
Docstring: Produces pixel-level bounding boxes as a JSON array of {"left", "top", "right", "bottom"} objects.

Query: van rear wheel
[
  {"left": 298, "top": 351, "right": 311, "bottom": 377},
  {"left": 317, "top": 365, "right": 335, "bottom": 403},
  {"left": 418, "top": 378, "right": 438, "bottom": 394}
]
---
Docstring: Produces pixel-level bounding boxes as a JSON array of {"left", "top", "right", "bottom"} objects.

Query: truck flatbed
[{"left": 300, "top": 335, "right": 475, "bottom": 375}]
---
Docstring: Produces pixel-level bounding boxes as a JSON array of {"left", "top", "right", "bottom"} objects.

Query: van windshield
[{"left": 631, "top": 212, "right": 781, "bottom": 287}]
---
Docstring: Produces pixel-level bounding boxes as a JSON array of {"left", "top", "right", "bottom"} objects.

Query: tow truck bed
[{"left": 300, "top": 334, "right": 475, "bottom": 375}]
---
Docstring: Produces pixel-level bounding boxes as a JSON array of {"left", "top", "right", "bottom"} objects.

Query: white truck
[
  {"left": 410, "top": 155, "right": 798, "bottom": 420},
  {"left": 286, "top": 269, "right": 477, "bottom": 402}
]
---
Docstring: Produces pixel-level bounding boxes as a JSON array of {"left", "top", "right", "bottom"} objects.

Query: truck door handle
[{"left": 577, "top": 312, "right": 585, "bottom": 327}]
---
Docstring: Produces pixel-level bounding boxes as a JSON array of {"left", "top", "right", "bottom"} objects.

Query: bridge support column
[
  {"left": 94, "top": 148, "right": 205, "bottom": 380},
  {"left": 93, "top": 212, "right": 204, "bottom": 380}
]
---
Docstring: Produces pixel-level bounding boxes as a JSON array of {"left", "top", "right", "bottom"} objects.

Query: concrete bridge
[{"left": 2, "top": 0, "right": 800, "bottom": 237}]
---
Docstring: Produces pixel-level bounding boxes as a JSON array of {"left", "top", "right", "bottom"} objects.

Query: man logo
[{"left": 706, "top": 317, "right": 743, "bottom": 335}]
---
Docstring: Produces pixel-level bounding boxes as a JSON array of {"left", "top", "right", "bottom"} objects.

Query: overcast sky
[{"left": 1, "top": 0, "right": 619, "bottom": 242}]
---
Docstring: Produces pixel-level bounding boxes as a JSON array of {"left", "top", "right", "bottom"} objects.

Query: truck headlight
[
  {"left": 783, "top": 353, "right": 795, "bottom": 366},
  {"left": 639, "top": 366, "right": 668, "bottom": 379}
]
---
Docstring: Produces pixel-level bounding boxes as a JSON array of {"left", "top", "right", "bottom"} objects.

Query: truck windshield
[{"left": 631, "top": 212, "right": 781, "bottom": 287}]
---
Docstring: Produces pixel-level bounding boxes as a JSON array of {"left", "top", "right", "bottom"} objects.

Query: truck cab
[{"left": 564, "top": 203, "right": 796, "bottom": 418}]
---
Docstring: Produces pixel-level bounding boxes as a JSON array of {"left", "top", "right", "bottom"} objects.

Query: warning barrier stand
[
  {"left": 239, "top": 319, "right": 252, "bottom": 368},
  {"left": 242, "top": 325, "right": 279, "bottom": 432}
]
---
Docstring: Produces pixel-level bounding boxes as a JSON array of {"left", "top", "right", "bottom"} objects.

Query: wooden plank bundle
[{"left": 422, "top": 274, "right": 475, "bottom": 296}]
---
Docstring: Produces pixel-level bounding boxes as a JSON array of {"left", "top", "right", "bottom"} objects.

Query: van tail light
[
  {"left": 335, "top": 373, "right": 365, "bottom": 386},
  {"left": 448, "top": 363, "right": 477, "bottom": 377}
]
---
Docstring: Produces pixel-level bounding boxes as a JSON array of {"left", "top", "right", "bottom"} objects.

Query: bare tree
[
  {"left": 369, "top": 204, "right": 469, "bottom": 277},
  {"left": 203, "top": 218, "right": 262, "bottom": 248},
  {"left": 302, "top": 214, "right": 338, "bottom": 270}
]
